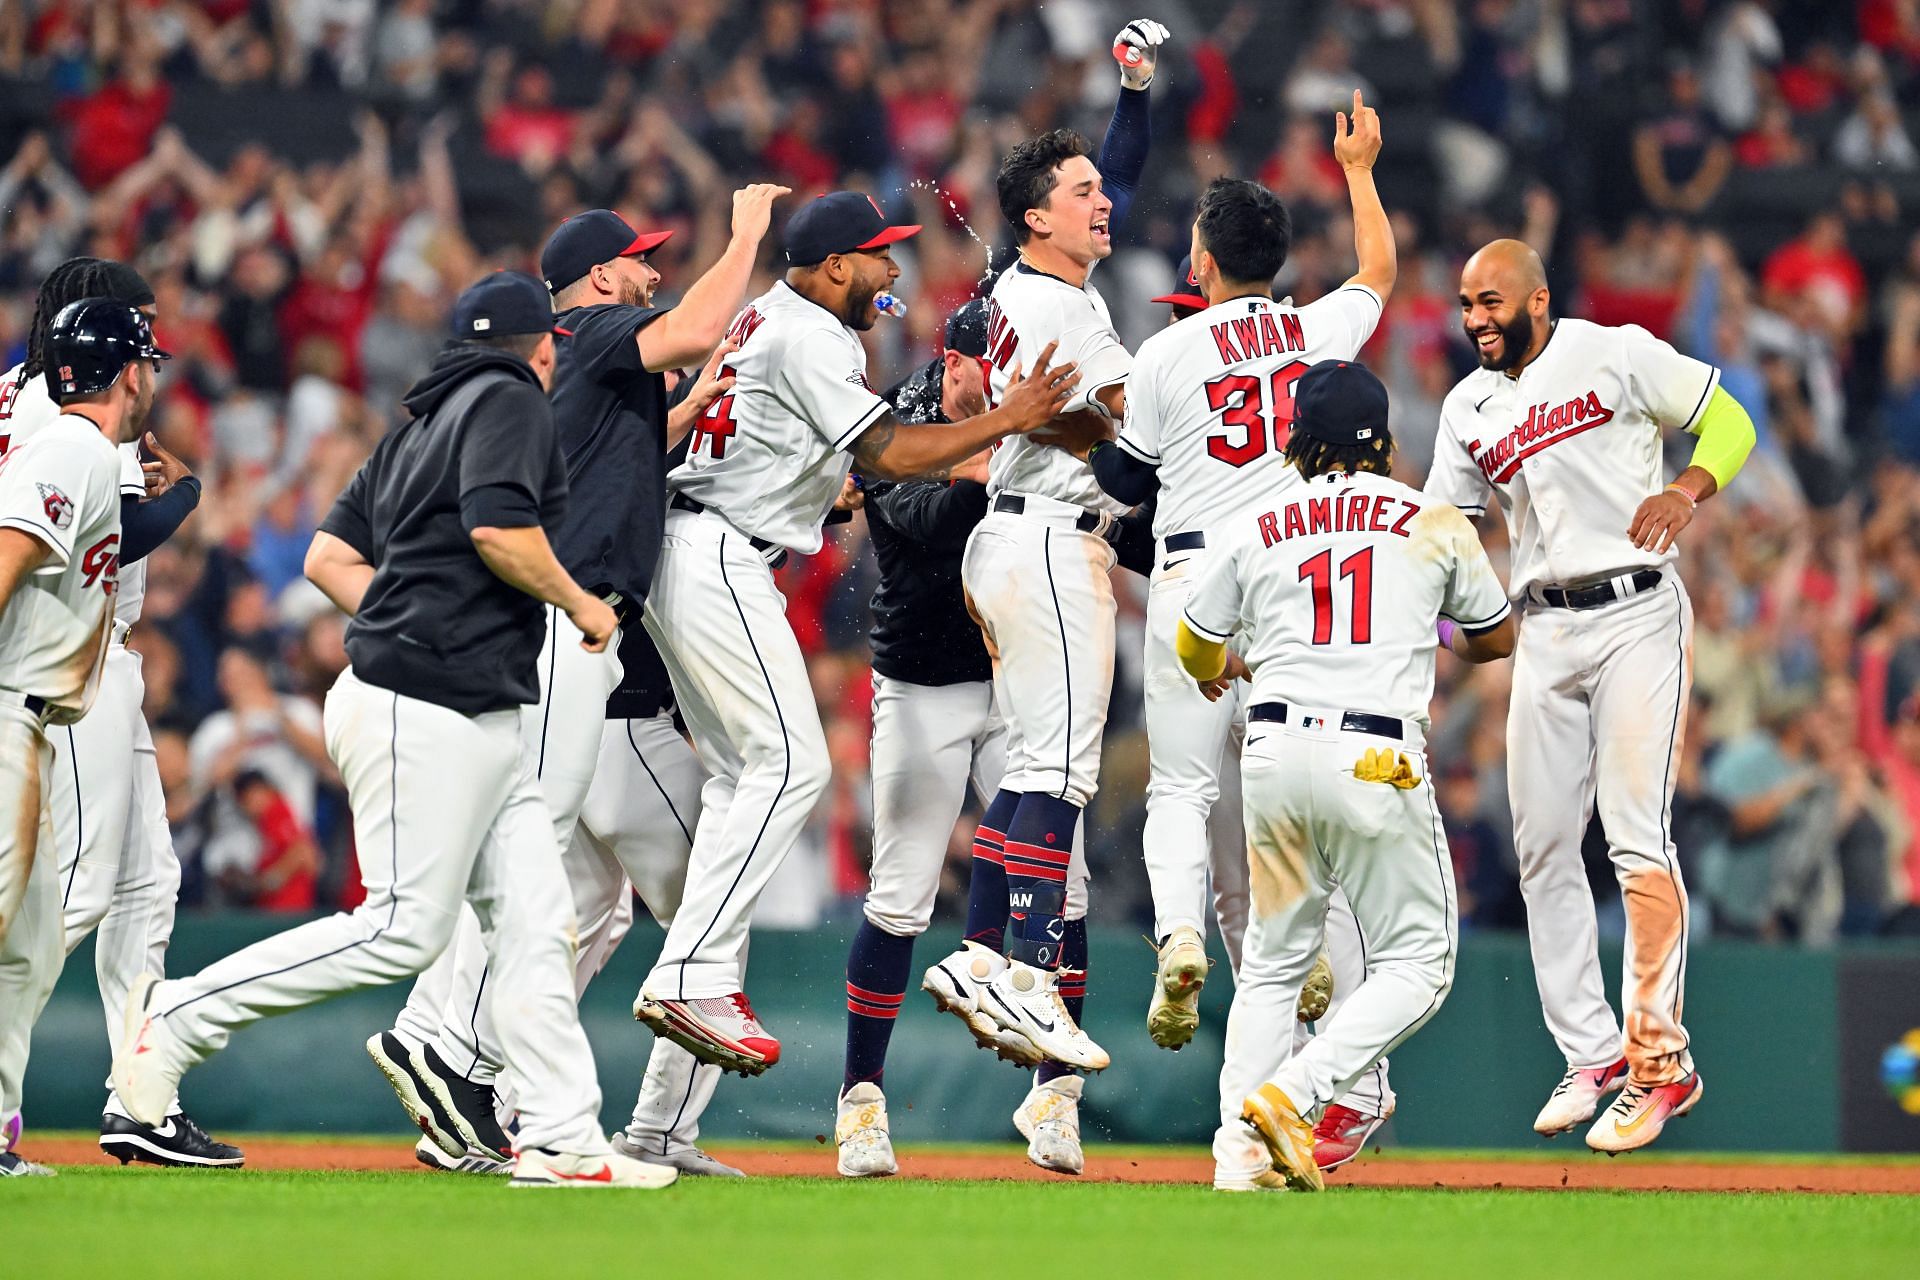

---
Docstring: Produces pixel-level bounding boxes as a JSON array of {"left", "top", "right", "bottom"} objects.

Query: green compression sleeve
[{"left": 1688, "top": 385, "right": 1756, "bottom": 493}]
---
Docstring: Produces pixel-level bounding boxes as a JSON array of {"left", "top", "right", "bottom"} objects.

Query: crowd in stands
[{"left": 3, "top": 0, "right": 1919, "bottom": 943}]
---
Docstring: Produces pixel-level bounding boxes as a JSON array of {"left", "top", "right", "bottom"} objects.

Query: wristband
[
  {"left": 1664, "top": 482, "right": 1698, "bottom": 509},
  {"left": 1436, "top": 619, "right": 1457, "bottom": 649}
]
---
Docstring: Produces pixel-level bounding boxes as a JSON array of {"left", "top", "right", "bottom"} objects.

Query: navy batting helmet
[{"left": 45, "top": 298, "right": 171, "bottom": 403}]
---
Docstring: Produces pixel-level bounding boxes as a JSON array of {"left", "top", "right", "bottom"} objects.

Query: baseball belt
[
  {"left": 1248, "top": 700, "right": 1404, "bottom": 742},
  {"left": 991, "top": 493, "right": 1119, "bottom": 544},
  {"left": 1536, "top": 568, "right": 1662, "bottom": 611},
  {"left": 670, "top": 493, "right": 789, "bottom": 569}
]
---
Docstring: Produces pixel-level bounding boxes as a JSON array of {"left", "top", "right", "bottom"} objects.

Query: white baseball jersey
[
  {"left": 1183, "top": 469, "right": 1509, "bottom": 728},
  {"left": 2, "top": 363, "right": 147, "bottom": 625},
  {"left": 981, "top": 262, "right": 1133, "bottom": 514},
  {"left": 0, "top": 411, "right": 123, "bottom": 721},
  {"left": 669, "top": 281, "right": 890, "bottom": 553},
  {"left": 1120, "top": 287, "right": 1383, "bottom": 540},
  {"left": 1425, "top": 318, "right": 1720, "bottom": 598}
]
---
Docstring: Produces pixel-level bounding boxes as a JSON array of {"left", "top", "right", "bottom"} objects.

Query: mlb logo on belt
[{"left": 1302, "top": 714, "right": 1327, "bottom": 730}]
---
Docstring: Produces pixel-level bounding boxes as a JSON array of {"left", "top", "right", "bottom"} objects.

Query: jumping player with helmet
[
  {"left": 1427, "top": 239, "right": 1756, "bottom": 1152},
  {"left": 0, "top": 297, "right": 163, "bottom": 1176},
  {"left": 1177, "top": 360, "right": 1516, "bottom": 1191}
]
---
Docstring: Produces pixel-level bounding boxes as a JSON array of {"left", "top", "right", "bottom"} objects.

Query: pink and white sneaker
[
  {"left": 634, "top": 990, "right": 781, "bottom": 1076},
  {"left": 1312, "top": 1103, "right": 1387, "bottom": 1170},
  {"left": 1533, "top": 1057, "right": 1628, "bottom": 1136},
  {"left": 1585, "top": 1072, "right": 1704, "bottom": 1154}
]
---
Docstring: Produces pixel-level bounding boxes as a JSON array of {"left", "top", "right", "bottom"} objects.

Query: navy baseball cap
[
  {"left": 1291, "top": 360, "right": 1390, "bottom": 446},
  {"left": 451, "top": 272, "right": 563, "bottom": 338},
  {"left": 783, "top": 192, "right": 920, "bottom": 266},
  {"left": 540, "top": 210, "right": 674, "bottom": 293},
  {"left": 1152, "top": 255, "right": 1206, "bottom": 309},
  {"left": 943, "top": 299, "right": 990, "bottom": 358}
]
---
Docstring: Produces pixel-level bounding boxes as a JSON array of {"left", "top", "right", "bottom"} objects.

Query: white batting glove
[{"left": 1112, "top": 18, "right": 1170, "bottom": 91}]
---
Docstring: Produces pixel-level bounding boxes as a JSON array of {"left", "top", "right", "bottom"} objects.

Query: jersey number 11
[{"left": 1299, "top": 546, "right": 1373, "bottom": 645}]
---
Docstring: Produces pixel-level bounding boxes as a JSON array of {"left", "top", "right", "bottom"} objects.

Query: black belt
[
  {"left": 1248, "top": 700, "right": 1403, "bottom": 741},
  {"left": 992, "top": 494, "right": 1117, "bottom": 541},
  {"left": 670, "top": 493, "right": 788, "bottom": 568},
  {"left": 1539, "top": 569, "right": 1662, "bottom": 612},
  {"left": 1165, "top": 531, "right": 1206, "bottom": 552},
  {"left": 24, "top": 694, "right": 48, "bottom": 718}
]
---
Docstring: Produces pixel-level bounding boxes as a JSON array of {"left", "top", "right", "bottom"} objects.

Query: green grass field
[{"left": 9, "top": 1154, "right": 1919, "bottom": 1279}]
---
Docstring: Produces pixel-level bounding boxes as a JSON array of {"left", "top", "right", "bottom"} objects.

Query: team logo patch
[
  {"left": 37, "top": 483, "right": 72, "bottom": 529},
  {"left": 845, "top": 371, "right": 873, "bottom": 391}
]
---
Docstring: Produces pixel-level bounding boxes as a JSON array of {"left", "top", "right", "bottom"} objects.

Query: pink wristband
[{"left": 1437, "top": 619, "right": 1458, "bottom": 648}]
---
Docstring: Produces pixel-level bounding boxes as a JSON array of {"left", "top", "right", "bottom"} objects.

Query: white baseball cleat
[
  {"left": 1533, "top": 1057, "right": 1629, "bottom": 1136},
  {"left": 508, "top": 1148, "right": 677, "bottom": 1189},
  {"left": 1013, "top": 1076, "right": 1084, "bottom": 1175},
  {"left": 1212, "top": 1123, "right": 1287, "bottom": 1192},
  {"left": 1146, "top": 926, "right": 1208, "bottom": 1049},
  {"left": 0, "top": 1151, "right": 56, "bottom": 1177},
  {"left": 834, "top": 1083, "right": 898, "bottom": 1178},
  {"left": 414, "top": 1137, "right": 511, "bottom": 1175},
  {"left": 610, "top": 1132, "right": 746, "bottom": 1178},
  {"left": 1585, "top": 1073, "right": 1704, "bottom": 1154},
  {"left": 113, "top": 974, "right": 184, "bottom": 1128},
  {"left": 922, "top": 942, "right": 1045, "bottom": 1067},
  {"left": 977, "top": 959, "right": 1110, "bottom": 1071}
]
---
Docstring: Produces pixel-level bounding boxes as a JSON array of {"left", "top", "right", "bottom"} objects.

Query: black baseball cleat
[
  {"left": 99, "top": 1112, "right": 245, "bottom": 1168},
  {"left": 366, "top": 1031, "right": 467, "bottom": 1158},
  {"left": 410, "top": 1044, "right": 515, "bottom": 1162}
]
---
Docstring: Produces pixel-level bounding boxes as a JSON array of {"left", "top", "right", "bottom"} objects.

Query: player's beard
[
  {"left": 1471, "top": 309, "right": 1533, "bottom": 372},
  {"left": 847, "top": 283, "right": 883, "bottom": 332},
  {"left": 619, "top": 278, "right": 653, "bottom": 308},
  {"left": 124, "top": 370, "right": 155, "bottom": 442}
]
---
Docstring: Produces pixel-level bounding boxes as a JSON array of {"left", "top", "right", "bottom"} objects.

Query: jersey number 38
[{"left": 1204, "top": 360, "right": 1309, "bottom": 467}]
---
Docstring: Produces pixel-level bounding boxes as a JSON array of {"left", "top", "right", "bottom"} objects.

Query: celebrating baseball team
[{"left": 0, "top": 17, "right": 1757, "bottom": 1191}]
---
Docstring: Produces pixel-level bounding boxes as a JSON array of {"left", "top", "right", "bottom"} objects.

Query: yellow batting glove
[{"left": 1353, "top": 748, "right": 1422, "bottom": 789}]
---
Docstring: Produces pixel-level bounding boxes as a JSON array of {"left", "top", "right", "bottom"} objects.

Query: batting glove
[{"left": 1112, "top": 18, "right": 1170, "bottom": 91}]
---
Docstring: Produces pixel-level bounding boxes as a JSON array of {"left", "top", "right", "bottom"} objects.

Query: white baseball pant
[
  {"left": 139, "top": 667, "right": 608, "bottom": 1155},
  {"left": 1509, "top": 573, "right": 1695, "bottom": 1085},
  {"left": 962, "top": 501, "right": 1117, "bottom": 808},
  {"left": 641, "top": 506, "right": 830, "bottom": 1000},
  {"left": 392, "top": 605, "right": 621, "bottom": 1056},
  {"left": 1290, "top": 887, "right": 1396, "bottom": 1119},
  {"left": 0, "top": 700, "right": 56, "bottom": 1139},
  {"left": 1215, "top": 713, "right": 1454, "bottom": 1162},
  {"left": 54, "top": 645, "right": 182, "bottom": 1118},
  {"left": 1141, "top": 551, "right": 1252, "bottom": 949},
  {"left": 864, "top": 676, "right": 1007, "bottom": 937}
]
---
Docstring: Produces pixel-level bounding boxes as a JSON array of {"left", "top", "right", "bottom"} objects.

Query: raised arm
[
  {"left": 1333, "top": 90, "right": 1395, "bottom": 303},
  {"left": 636, "top": 184, "right": 791, "bottom": 373},
  {"left": 1099, "top": 19, "right": 1168, "bottom": 232}
]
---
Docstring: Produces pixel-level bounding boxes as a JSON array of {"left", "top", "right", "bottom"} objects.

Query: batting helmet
[{"left": 44, "top": 298, "right": 171, "bottom": 403}]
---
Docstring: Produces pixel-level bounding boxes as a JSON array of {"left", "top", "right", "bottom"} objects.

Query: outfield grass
[{"left": 8, "top": 1164, "right": 1918, "bottom": 1280}]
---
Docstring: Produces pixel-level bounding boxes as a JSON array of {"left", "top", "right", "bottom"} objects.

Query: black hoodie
[{"left": 320, "top": 343, "right": 568, "bottom": 715}]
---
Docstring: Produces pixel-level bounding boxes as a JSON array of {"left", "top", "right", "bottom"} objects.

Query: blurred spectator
[
  {"left": 1632, "top": 61, "right": 1733, "bottom": 218},
  {"left": 1834, "top": 90, "right": 1919, "bottom": 170}
]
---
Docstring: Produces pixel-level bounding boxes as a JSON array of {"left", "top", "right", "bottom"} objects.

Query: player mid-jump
[{"left": 1426, "top": 239, "right": 1755, "bottom": 1152}]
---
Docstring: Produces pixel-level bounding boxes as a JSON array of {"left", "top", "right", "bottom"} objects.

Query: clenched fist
[{"left": 1113, "top": 18, "right": 1170, "bottom": 91}]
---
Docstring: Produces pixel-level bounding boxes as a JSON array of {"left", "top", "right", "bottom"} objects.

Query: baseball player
[
  {"left": 921, "top": 17, "right": 1168, "bottom": 1082},
  {"left": 0, "top": 298, "right": 157, "bottom": 1176},
  {"left": 632, "top": 191, "right": 1081, "bottom": 1077},
  {"left": 113, "top": 273, "right": 674, "bottom": 1188},
  {"left": 1177, "top": 360, "right": 1516, "bottom": 1191},
  {"left": 0, "top": 260, "right": 241, "bottom": 1169},
  {"left": 839, "top": 299, "right": 1156, "bottom": 1178},
  {"left": 1094, "top": 100, "right": 1394, "bottom": 1050},
  {"left": 377, "top": 623, "right": 737, "bottom": 1179},
  {"left": 1427, "top": 239, "right": 1755, "bottom": 1152},
  {"left": 364, "top": 194, "right": 784, "bottom": 1171}
]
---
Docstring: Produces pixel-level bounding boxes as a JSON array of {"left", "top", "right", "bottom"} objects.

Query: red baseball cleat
[
  {"left": 633, "top": 991, "right": 781, "bottom": 1076},
  {"left": 1312, "top": 1103, "right": 1387, "bottom": 1171}
]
